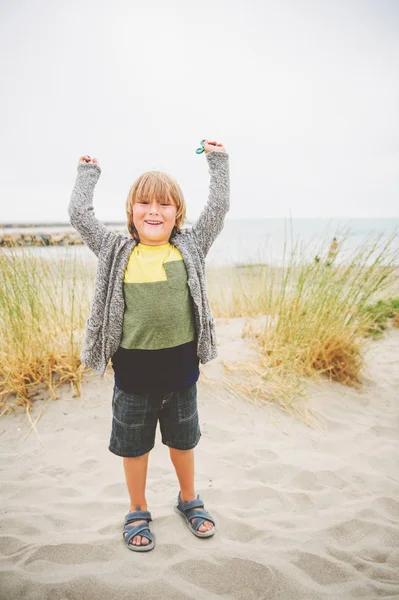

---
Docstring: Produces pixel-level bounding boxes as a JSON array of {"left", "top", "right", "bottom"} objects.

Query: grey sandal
[
  {"left": 123, "top": 507, "right": 155, "bottom": 552},
  {"left": 174, "top": 491, "right": 216, "bottom": 538}
]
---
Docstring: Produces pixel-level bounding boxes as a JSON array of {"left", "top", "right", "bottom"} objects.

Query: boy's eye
[{"left": 139, "top": 201, "right": 170, "bottom": 206}]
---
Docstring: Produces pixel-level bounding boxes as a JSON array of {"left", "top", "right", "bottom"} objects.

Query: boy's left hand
[{"left": 203, "top": 140, "right": 227, "bottom": 154}]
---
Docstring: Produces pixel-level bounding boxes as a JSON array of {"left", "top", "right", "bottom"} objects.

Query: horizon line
[{"left": 1, "top": 216, "right": 399, "bottom": 228}]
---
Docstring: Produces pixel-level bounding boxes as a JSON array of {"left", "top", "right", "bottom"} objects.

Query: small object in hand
[{"left": 195, "top": 139, "right": 206, "bottom": 154}]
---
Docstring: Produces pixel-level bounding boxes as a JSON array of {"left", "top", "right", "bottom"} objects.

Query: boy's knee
[
  {"left": 169, "top": 446, "right": 193, "bottom": 454},
  {"left": 123, "top": 450, "right": 151, "bottom": 460}
]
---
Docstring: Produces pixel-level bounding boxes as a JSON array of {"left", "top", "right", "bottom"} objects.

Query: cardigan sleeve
[
  {"left": 68, "top": 162, "right": 112, "bottom": 258},
  {"left": 190, "top": 150, "right": 230, "bottom": 258}
]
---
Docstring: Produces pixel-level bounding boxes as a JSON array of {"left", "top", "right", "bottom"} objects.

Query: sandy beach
[{"left": 1, "top": 316, "right": 398, "bottom": 600}]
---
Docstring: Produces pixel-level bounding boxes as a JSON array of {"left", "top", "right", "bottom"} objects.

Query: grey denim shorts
[{"left": 108, "top": 382, "right": 201, "bottom": 458}]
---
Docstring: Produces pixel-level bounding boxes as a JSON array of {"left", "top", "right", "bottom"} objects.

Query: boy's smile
[{"left": 133, "top": 198, "right": 177, "bottom": 245}]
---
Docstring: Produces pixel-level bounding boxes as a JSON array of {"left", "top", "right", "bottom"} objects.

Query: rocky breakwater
[{"left": 0, "top": 228, "right": 128, "bottom": 248}]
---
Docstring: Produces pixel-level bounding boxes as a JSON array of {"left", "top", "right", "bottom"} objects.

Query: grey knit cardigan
[{"left": 68, "top": 150, "right": 230, "bottom": 377}]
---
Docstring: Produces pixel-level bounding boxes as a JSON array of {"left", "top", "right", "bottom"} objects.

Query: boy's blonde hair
[{"left": 126, "top": 171, "right": 187, "bottom": 243}]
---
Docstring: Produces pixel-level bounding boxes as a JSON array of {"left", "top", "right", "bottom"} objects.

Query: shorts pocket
[
  {"left": 177, "top": 384, "right": 198, "bottom": 423},
  {"left": 112, "top": 385, "right": 148, "bottom": 428}
]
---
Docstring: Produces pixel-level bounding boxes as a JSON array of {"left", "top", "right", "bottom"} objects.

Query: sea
[{"left": 1, "top": 218, "right": 399, "bottom": 268}]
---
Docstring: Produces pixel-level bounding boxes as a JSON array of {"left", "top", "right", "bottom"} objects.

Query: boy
[{"left": 68, "top": 140, "right": 230, "bottom": 551}]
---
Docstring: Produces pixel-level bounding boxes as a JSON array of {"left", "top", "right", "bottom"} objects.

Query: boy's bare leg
[
  {"left": 169, "top": 447, "right": 214, "bottom": 532},
  {"left": 123, "top": 452, "right": 151, "bottom": 546}
]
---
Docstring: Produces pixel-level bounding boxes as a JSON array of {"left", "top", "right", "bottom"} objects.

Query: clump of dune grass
[
  {"left": 207, "top": 226, "right": 399, "bottom": 425},
  {"left": 261, "top": 230, "right": 398, "bottom": 384},
  {"left": 0, "top": 241, "right": 95, "bottom": 417}
]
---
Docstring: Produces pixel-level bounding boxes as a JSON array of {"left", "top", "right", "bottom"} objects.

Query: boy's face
[{"left": 133, "top": 197, "right": 177, "bottom": 245}]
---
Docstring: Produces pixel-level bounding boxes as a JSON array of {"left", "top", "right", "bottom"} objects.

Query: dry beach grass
[{"left": 0, "top": 229, "right": 398, "bottom": 421}]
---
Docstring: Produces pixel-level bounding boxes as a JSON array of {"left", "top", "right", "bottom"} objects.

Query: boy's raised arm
[
  {"left": 191, "top": 150, "right": 230, "bottom": 258},
  {"left": 68, "top": 161, "right": 112, "bottom": 258}
]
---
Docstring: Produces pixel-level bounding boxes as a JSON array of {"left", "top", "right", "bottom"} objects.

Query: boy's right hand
[{"left": 78, "top": 155, "right": 100, "bottom": 167}]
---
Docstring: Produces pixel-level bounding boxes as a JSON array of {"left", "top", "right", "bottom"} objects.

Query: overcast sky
[{"left": 1, "top": 0, "right": 398, "bottom": 224}]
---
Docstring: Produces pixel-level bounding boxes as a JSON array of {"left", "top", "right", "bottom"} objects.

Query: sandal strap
[
  {"left": 123, "top": 523, "right": 153, "bottom": 545},
  {"left": 125, "top": 510, "right": 152, "bottom": 524},
  {"left": 178, "top": 494, "right": 204, "bottom": 511},
  {"left": 184, "top": 509, "right": 215, "bottom": 530}
]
